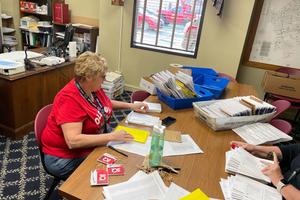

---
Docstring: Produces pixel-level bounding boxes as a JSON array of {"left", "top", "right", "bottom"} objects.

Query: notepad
[
  {"left": 180, "top": 188, "right": 209, "bottom": 200},
  {"left": 115, "top": 125, "right": 149, "bottom": 144}
]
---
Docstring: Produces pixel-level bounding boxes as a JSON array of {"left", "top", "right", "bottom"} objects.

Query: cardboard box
[
  {"left": 262, "top": 71, "right": 300, "bottom": 99},
  {"left": 140, "top": 76, "right": 156, "bottom": 95},
  {"left": 139, "top": 67, "right": 192, "bottom": 95}
]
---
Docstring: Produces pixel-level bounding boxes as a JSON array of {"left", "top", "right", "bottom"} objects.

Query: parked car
[
  {"left": 161, "top": 5, "right": 193, "bottom": 24},
  {"left": 137, "top": 9, "right": 164, "bottom": 31},
  {"left": 182, "top": 18, "right": 200, "bottom": 50}
]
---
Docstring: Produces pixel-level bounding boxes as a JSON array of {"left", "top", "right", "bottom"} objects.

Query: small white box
[
  {"left": 139, "top": 76, "right": 156, "bottom": 95},
  {"left": 193, "top": 100, "right": 275, "bottom": 131}
]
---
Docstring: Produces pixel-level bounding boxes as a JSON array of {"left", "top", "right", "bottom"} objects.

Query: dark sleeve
[{"left": 279, "top": 144, "right": 300, "bottom": 165}]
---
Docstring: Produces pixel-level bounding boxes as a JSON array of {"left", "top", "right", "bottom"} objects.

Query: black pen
[{"left": 108, "top": 145, "right": 128, "bottom": 157}]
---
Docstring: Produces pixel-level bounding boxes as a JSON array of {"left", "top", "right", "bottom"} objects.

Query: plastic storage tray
[
  {"left": 157, "top": 84, "right": 214, "bottom": 110},
  {"left": 193, "top": 100, "right": 275, "bottom": 131},
  {"left": 183, "top": 66, "right": 218, "bottom": 76},
  {"left": 182, "top": 66, "right": 229, "bottom": 99},
  {"left": 193, "top": 74, "right": 229, "bottom": 99}
]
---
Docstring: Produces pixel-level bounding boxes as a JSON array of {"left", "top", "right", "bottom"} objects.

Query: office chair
[
  {"left": 270, "top": 119, "right": 293, "bottom": 135},
  {"left": 34, "top": 104, "right": 65, "bottom": 200},
  {"left": 218, "top": 72, "right": 237, "bottom": 83},
  {"left": 131, "top": 90, "right": 151, "bottom": 102},
  {"left": 271, "top": 100, "right": 291, "bottom": 119}
]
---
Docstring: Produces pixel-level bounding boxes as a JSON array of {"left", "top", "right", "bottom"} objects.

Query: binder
[{"left": 53, "top": 3, "right": 69, "bottom": 24}]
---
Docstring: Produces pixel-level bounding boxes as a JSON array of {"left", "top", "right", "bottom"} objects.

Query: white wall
[{"left": 99, "top": 0, "right": 255, "bottom": 89}]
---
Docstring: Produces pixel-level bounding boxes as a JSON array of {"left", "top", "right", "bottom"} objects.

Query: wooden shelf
[{"left": 20, "top": 10, "right": 49, "bottom": 16}]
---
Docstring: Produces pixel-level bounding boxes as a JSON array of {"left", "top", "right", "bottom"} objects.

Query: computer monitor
[{"left": 63, "top": 24, "right": 75, "bottom": 48}]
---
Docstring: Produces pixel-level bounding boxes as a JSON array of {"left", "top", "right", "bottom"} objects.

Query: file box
[{"left": 193, "top": 100, "right": 276, "bottom": 131}]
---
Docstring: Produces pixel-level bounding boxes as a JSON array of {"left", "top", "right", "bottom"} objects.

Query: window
[{"left": 131, "top": 0, "right": 207, "bottom": 58}]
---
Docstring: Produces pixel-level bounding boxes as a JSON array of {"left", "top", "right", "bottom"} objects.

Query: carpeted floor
[{"left": 0, "top": 91, "right": 132, "bottom": 200}]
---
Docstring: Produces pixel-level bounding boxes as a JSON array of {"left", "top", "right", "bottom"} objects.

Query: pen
[{"left": 108, "top": 145, "right": 128, "bottom": 157}]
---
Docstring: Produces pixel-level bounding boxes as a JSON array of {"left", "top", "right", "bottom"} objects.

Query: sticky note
[
  {"left": 115, "top": 125, "right": 149, "bottom": 144},
  {"left": 180, "top": 188, "right": 209, "bottom": 200}
]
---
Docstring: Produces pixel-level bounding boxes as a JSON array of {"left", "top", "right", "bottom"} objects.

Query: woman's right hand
[
  {"left": 109, "top": 130, "right": 134, "bottom": 142},
  {"left": 230, "top": 141, "right": 256, "bottom": 152}
]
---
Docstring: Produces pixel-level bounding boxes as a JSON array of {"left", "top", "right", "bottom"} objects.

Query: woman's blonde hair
[{"left": 74, "top": 51, "right": 107, "bottom": 81}]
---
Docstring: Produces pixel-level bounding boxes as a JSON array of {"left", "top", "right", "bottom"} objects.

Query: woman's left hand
[
  {"left": 261, "top": 152, "right": 284, "bottom": 186},
  {"left": 131, "top": 102, "right": 149, "bottom": 113}
]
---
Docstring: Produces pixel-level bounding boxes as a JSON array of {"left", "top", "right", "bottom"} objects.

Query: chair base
[{"left": 44, "top": 178, "right": 61, "bottom": 200}]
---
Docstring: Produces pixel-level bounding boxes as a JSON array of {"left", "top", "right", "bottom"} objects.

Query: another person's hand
[
  {"left": 230, "top": 141, "right": 256, "bottom": 152},
  {"left": 131, "top": 102, "right": 149, "bottom": 113},
  {"left": 109, "top": 130, "right": 134, "bottom": 142},
  {"left": 261, "top": 152, "right": 284, "bottom": 186}
]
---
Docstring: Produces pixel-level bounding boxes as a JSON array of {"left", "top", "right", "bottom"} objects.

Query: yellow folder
[
  {"left": 115, "top": 125, "right": 149, "bottom": 144},
  {"left": 180, "top": 188, "right": 209, "bottom": 200}
]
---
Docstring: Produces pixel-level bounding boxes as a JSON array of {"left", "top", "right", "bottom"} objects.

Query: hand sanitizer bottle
[{"left": 149, "top": 125, "right": 166, "bottom": 167}]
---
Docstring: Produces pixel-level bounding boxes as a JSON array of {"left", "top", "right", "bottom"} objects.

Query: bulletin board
[{"left": 242, "top": 0, "right": 300, "bottom": 70}]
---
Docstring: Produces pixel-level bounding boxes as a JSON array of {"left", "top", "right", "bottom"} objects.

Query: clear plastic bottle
[{"left": 149, "top": 125, "right": 166, "bottom": 167}]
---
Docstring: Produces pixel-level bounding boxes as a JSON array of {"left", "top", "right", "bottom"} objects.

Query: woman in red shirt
[{"left": 41, "top": 52, "right": 148, "bottom": 179}]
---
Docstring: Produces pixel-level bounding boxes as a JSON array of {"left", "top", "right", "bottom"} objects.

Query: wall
[
  {"left": 99, "top": 0, "right": 255, "bottom": 89},
  {"left": 65, "top": 0, "right": 99, "bottom": 26},
  {"left": 1, "top": 0, "right": 21, "bottom": 50},
  {"left": 237, "top": 65, "right": 266, "bottom": 99}
]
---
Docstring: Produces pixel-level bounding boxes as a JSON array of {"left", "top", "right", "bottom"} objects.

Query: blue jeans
[{"left": 44, "top": 154, "right": 85, "bottom": 180}]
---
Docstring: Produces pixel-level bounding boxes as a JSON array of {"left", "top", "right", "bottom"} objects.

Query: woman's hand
[
  {"left": 130, "top": 102, "right": 149, "bottom": 113},
  {"left": 230, "top": 141, "right": 256, "bottom": 152},
  {"left": 261, "top": 152, "right": 284, "bottom": 186},
  {"left": 109, "top": 130, "right": 134, "bottom": 142}
]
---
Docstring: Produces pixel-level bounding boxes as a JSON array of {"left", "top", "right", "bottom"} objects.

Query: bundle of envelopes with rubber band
[
  {"left": 150, "top": 69, "right": 214, "bottom": 109},
  {"left": 193, "top": 95, "right": 276, "bottom": 130}
]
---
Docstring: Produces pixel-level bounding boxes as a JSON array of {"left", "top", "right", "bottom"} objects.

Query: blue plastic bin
[
  {"left": 182, "top": 66, "right": 218, "bottom": 77},
  {"left": 193, "top": 74, "right": 230, "bottom": 99},
  {"left": 156, "top": 84, "right": 214, "bottom": 110}
]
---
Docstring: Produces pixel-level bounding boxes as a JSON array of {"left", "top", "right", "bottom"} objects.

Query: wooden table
[
  {"left": 59, "top": 82, "right": 256, "bottom": 200},
  {"left": 0, "top": 61, "right": 75, "bottom": 139}
]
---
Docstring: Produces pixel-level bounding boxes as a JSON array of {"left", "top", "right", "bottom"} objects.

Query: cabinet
[
  {"left": 1, "top": 13, "right": 18, "bottom": 52},
  {"left": 19, "top": 0, "right": 54, "bottom": 48},
  {"left": 53, "top": 23, "right": 99, "bottom": 53}
]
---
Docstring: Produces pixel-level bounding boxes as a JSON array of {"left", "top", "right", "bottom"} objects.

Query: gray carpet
[{"left": 0, "top": 91, "right": 132, "bottom": 200}]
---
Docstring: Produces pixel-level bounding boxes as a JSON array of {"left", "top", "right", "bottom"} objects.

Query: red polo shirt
[{"left": 41, "top": 79, "right": 113, "bottom": 158}]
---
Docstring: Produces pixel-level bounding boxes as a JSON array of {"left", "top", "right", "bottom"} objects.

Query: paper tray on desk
[{"left": 192, "top": 100, "right": 276, "bottom": 131}]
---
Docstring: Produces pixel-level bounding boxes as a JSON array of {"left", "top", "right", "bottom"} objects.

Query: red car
[
  {"left": 137, "top": 9, "right": 164, "bottom": 31},
  {"left": 160, "top": 4, "right": 193, "bottom": 24}
]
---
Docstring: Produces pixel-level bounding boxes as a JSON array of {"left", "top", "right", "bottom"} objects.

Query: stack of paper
[
  {"left": 102, "top": 71, "right": 125, "bottom": 99},
  {"left": 115, "top": 125, "right": 149, "bottom": 144},
  {"left": 233, "top": 122, "right": 293, "bottom": 145},
  {"left": 238, "top": 96, "right": 276, "bottom": 115},
  {"left": 151, "top": 70, "right": 196, "bottom": 99},
  {"left": 134, "top": 101, "right": 162, "bottom": 113},
  {"left": 220, "top": 175, "right": 282, "bottom": 200},
  {"left": 199, "top": 96, "right": 276, "bottom": 118},
  {"left": 103, "top": 171, "right": 167, "bottom": 200},
  {"left": 225, "top": 148, "right": 272, "bottom": 183},
  {"left": 108, "top": 134, "right": 203, "bottom": 157},
  {"left": 125, "top": 111, "right": 161, "bottom": 127}
]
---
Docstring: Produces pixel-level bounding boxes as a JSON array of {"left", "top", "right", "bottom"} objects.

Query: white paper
[
  {"left": 220, "top": 175, "right": 282, "bottom": 200},
  {"left": 233, "top": 122, "right": 292, "bottom": 145},
  {"left": 134, "top": 101, "right": 162, "bottom": 113},
  {"left": 225, "top": 148, "right": 272, "bottom": 183},
  {"left": 162, "top": 182, "right": 190, "bottom": 200},
  {"left": 126, "top": 111, "right": 161, "bottom": 127},
  {"left": 109, "top": 134, "right": 203, "bottom": 157},
  {"left": 103, "top": 171, "right": 167, "bottom": 200}
]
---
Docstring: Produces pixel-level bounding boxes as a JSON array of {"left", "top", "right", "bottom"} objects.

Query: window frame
[{"left": 130, "top": 0, "right": 207, "bottom": 58}]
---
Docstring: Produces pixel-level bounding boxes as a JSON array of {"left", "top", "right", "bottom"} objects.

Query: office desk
[
  {"left": 59, "top": 82, "right": 256, "bottom": 200},
  {"left": 0, "top": 61, "right": 75, "bottom": 139}
]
